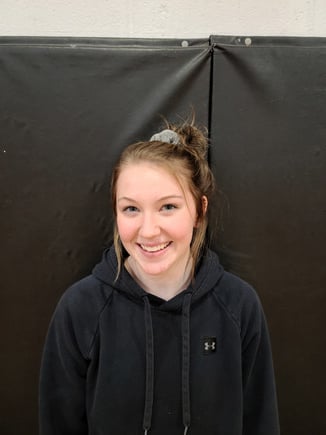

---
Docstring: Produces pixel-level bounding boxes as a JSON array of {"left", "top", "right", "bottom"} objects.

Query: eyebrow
[{"left": 117, "top": 195, "right": 184, "bottom": 202}]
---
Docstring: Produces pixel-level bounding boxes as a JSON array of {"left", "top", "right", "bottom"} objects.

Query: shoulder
[
  {"left": 49, "top": 275, "right": 114, "bottom": 358},
  {"left": 212, "top": 270, "right": 264, "bottom": 334},
  {"left": 59, "top": 274, "right": 113, "bottom": 313}
]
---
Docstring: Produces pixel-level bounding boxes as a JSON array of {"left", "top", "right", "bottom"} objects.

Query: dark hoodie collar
[{"left": 92, "top": 245, "right": 224, "bottom": 310}]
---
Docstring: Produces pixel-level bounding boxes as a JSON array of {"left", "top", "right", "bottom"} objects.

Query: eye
[
  {"left": 122, "top": 205, "right": 139, "bottom": 214},
  {"left": 161, "top": 203, "right": 177, "bottom": 211}
]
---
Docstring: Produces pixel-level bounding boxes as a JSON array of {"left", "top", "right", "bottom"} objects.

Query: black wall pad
[
  {"left": 0, "top": 37, "right": 211, "bottom": 435},
  {"left": 209, "top": 35, "right": 326, "bottom": 435},
  {"left": 1, "top": 35, "right": 326, "bottom": 435}
]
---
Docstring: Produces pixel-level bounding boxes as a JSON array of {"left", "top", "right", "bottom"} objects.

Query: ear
[
  {"left": 194, "top": 196, "right": 208, "bottom": 228},
  {"left": 202, "top": 195, "right": 208, "bottom": 215}
]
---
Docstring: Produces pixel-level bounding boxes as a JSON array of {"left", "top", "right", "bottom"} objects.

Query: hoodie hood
[{"left": 92, "top": 245, "right": 224, "bottom": 310}]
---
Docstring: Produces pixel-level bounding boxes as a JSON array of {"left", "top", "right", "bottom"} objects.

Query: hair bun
[{"left": 171, "top": 123, "right": 208, "bottom": 160}]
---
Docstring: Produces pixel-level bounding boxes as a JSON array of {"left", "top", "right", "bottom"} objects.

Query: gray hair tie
[{"left": 149, "top": 129, "right": 180, "bottom": 145}]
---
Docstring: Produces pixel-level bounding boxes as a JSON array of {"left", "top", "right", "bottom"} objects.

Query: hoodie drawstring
[
  {"left": 181, "top": 293, "right": 192, "bottom": 435},
  {"left": 142, "top": 295, "right": 155, "bottom": 435},
  {"left": 142, "top": 292, "right": 192, "bottom": 435}
]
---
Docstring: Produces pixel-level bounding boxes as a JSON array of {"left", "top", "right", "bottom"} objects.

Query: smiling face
[{"left": 116, "top": 162, "right": 197, "bottom": 280}]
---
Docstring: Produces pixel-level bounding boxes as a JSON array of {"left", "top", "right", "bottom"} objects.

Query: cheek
[
  {"left": 170, "top": 218, "right": 195, "bottom": 242},
  {"left": 117, "top": 216, "right": 137, "bottom": 242}
]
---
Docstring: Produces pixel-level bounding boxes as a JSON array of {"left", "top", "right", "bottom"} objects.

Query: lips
[{"left": 138, "top": 242, "right": 171, "bottom": 253}]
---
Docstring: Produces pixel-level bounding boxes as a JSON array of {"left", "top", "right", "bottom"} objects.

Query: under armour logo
[
  {"left": 204, "top": 342, "right": 216, "bottom": 351},
  {"left": 203, "top": 337, "right": 217, "bottom": 354}
]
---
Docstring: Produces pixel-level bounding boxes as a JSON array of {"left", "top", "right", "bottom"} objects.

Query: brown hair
[{"left": 111, "top": 120, "right": 216, "bottom": 278}]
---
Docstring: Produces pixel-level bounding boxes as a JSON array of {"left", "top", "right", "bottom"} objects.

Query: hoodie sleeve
[
  {"left": 240, "top": 288, "right": 280, "bottom": 435},
  {"left": 39, "top": 278, "right": 102, "bottom": 435}
]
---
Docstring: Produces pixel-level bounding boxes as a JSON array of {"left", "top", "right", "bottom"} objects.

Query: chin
[{"left": 141, "top": 264, "right": 170, "bottom": 276}]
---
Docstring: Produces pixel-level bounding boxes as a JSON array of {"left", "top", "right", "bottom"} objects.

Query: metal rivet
[
  {"left": 181, "top": 40, "right": 189, "bottom": 47},
  {"left": 245, "top": 37, "right": 252, "bottom": 46}
]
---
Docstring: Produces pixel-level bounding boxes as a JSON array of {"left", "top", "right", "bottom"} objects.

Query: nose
[{"left": 139, "top": 212, "right": 161, "bottom": 239}]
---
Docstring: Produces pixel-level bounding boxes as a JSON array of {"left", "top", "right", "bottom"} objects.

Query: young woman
[{"left": 39, "top": 122, "right": 280, "bottom": 435}]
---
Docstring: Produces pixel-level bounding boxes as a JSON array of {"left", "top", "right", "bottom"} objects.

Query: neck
[{"left": 125, "top": 256, "right": 193, "bottom": 301}]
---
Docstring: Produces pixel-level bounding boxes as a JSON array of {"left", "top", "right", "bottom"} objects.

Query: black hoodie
[{"left": 39, "top": 246, "right": 280, "bottom": 435}]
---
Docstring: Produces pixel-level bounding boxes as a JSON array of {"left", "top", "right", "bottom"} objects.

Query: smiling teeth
[{"left": 140, "top": 242, "right": 170, "bottom": 252}]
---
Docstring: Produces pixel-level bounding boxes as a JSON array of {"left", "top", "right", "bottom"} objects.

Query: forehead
[{"left": 116, "top": 162, "right": 189, "bottom": 197}]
